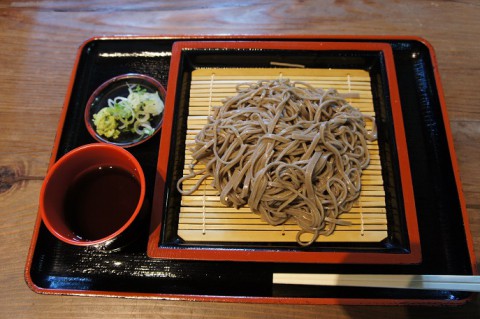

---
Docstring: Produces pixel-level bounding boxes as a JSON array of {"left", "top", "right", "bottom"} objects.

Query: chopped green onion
[{"left": 92, "top": 83, "right": 164, "bottom": 140}]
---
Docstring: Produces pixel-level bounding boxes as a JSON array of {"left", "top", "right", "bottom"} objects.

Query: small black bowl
[{"left": 85, "top": 73, "right": 166, "bottom": 148}]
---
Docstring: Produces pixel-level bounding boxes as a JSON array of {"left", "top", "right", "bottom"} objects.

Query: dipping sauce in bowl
[
  {"left": 40, "top": 143, "right": 146, "bottom": 249},
  {"left": 85, "top": 73, "right": 166, "bottom": 148},
  {"left": 64, "top": 165, "right": 141, "bottom": 241}
]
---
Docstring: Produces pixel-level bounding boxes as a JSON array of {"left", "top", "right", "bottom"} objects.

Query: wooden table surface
[{"left": 1, "top": 0, "right": 479, "bottom": 318}]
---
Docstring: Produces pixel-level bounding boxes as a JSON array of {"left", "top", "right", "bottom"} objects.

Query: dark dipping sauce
[{"left": 64, "top": 166, "right": 141, "bottom": 241}]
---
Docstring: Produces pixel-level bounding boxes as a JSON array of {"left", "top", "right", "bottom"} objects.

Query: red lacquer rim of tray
[
  {"left": 23, "top": 285, "right": 473, "bottom": 306},
  {"left": 147, "top": 40, "right": 421, "bottom": 264}
]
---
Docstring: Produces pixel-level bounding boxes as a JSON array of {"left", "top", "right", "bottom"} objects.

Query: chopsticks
[{"left": 272, "top": 273, "right": 480, "bottom": 292}]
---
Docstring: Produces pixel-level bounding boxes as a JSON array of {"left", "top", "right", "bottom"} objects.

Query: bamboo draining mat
[{"left": 178, "top": 68, "right": 386, "bottom": 243}]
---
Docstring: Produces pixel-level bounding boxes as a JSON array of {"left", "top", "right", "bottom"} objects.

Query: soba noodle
[{"left": 177, "top": 79, "right": 377, "bottom": 246}]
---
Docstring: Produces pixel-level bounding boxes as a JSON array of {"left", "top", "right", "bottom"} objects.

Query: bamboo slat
[{"left": 177, "top": 68, "right": 387, "bottom": 243}]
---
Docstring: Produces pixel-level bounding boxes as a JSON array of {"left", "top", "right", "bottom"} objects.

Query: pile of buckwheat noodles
[{"left": 177, "top": 79, "right": 377, "bottom": 246}]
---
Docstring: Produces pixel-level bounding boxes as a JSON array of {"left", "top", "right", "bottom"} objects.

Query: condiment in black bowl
[{"left": 85, "top": 73, "right": 166, "bottom": 148}]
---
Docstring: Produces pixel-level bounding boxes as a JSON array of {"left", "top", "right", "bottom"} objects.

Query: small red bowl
[
  {"left": 85, "top": 73, "right": 166, "bottom": 148},
  {"left": 40, "top": 143, "right": 146, "bottom": 249}
]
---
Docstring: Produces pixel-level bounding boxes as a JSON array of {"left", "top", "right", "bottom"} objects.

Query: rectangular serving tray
[
  {"left": 25, "top": 35, "right": 476, "bottom": 305},
  {"left": 147, "top": 40, "right": 421, "bottom": 264}
]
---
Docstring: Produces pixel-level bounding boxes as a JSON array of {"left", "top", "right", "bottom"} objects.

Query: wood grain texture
[{"left": 0, "top": 0, "right": 479, "bottom": 318}]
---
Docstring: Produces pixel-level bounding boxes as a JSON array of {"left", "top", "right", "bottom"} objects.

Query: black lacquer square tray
[{"left": 25, "top": 35, "right": 476, "bottom": 305}]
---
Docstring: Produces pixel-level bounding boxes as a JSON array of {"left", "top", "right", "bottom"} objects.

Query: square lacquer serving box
[{"left": 147, "top": 41, "right": 421, "bottom": 264}]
